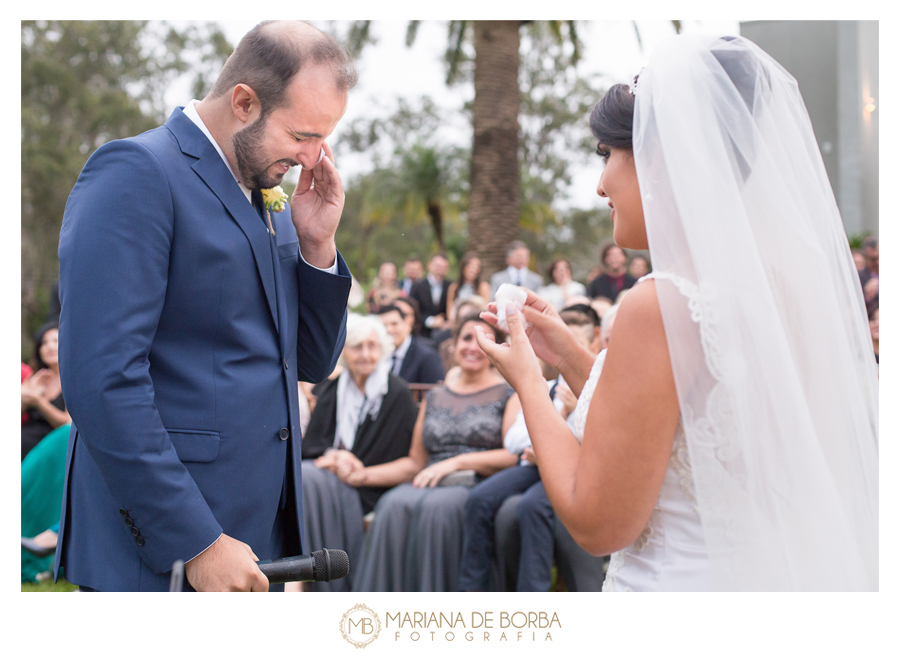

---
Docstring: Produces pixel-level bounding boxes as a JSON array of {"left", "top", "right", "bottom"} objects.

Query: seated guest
[
  {"left": 458, "top": 305, "right": 607, "bottom": 591},
  {"left": 599, "top": 302, "right": 621, "bottom": 350},
  {"left": 587, "top": 243, "right": 636, "bottom": 302},
  {"left": 398, "top": 256, "right": 424, "bottom": 297},
  {"left": 365, "top": 261, "right": 402, "bottom": 313},
  {"left": 348, "top": 314, "right": 520, "bottom": 591},
  {"left": 447, "top": 252, "right": 491, "bottom": 321},
  {"left": 868, "top": 300, "right": 879, "bottom": 365},
  {"left": 863, "top": 277, "right": 879, "bottom": 305},
  {"left": 378, "top": 304, "right": 444, "bottom": 385},
  {"left": 21, "top": 423, "right": 70, "bottom": 582},
  {"left": 489, "top": 240, "right": 543, "bottom": 299},
  {"left": 21, "top": 322, "right": 70, "bottom": 461},
  {"left": 628, "top": 254, "right": 651, "bottom": 279},
  {"left": 434, "top": 296, "right": 489, "bottom": 371},
  {"left": 410, "top": 253, "right": 451, "bottom": 338},
  {"left": 858, "top": 236, "right": 878, "bottom": 290},
  {"left": 590, "top": 297, "right": 613, "bottom": 322},
  {"left": 536, "top": 257, "right": 587, "bottom": 310},
  {"left": 299, "top": 314, "right": 419, "bottom": 591},
  {"left": 21, "top": 363, "right": 32, "bottom": 426},
  {"left": 391, "top": 295, "right": 425, "bottom": 340}
]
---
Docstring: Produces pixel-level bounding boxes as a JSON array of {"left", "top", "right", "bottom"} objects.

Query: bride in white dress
[{"left": 475, "top": 34, "right": 878, "bottom": 591}]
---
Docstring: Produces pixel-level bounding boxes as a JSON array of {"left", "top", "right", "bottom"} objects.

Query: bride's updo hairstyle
[{"left": 589, "top": 83, "right": 635, "bottom": 149}]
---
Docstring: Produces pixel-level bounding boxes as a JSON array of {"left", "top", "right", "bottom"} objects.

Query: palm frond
[
  {"left": 632, "top": 21, "right": 643, "bottom": 53},
  {"left": 567, "top": 21, "right": 582, "bottom": 65},
  {"left": 346, "top": 20, "right": 373, "bottom": 58},
  {"left": 405, "top": 21, "right": 420, "bottom": 47},
  {"left": 446, "top": 20, "right": 468, "bottom": 85}
]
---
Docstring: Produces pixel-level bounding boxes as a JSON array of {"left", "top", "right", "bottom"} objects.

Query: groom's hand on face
[
  {"left": 184, "top": 533, "right": 269, "bottom": 592},
  {"left": 291, "top": 141, "right": 342, "bottom": 269}
]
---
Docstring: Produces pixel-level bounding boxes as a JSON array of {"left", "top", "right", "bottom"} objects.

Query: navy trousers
[
  {"left": 460, "top": 465, "right": 608, "bottom": 592},
  {"left": 458, "top": 465, "right": 542, "bottom": 591}
]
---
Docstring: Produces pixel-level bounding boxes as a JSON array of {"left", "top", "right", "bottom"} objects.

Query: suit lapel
[
  {"left": 166, "top": 109, "right": 280, "bottom": 331},
  {"left": 399, "top": 339, "right": 417, "bottom": 381}
]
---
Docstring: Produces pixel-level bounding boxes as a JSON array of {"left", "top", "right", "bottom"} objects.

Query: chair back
[{"left": 407, "top": 382, "right": 438, "bottom": 406}]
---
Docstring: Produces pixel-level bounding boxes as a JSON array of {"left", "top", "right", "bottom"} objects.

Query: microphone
[
  {"left": 169, "top": 559, "right": 184, "bottom": 592},
  {"left": 256, "top": 548, "right": 349, "bottom": 584}
]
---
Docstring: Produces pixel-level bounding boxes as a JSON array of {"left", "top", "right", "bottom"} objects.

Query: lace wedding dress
[{"left": 571, "top": 272, "right": 710, "bottom": 591}]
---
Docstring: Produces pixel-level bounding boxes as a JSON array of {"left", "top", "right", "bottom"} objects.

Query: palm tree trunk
[
  {"left": 427, "top": 200, "right": 445, "bottom": 251},
  {"left": 467, "top": 21, "right": 521, "bottom": 276}
]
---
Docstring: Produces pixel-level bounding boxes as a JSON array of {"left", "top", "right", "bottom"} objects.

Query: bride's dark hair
[{"left": 589, "top": 83, "right": 635, "bottom": 149}]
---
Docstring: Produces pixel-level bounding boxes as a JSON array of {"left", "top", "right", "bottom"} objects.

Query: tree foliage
[
  {"left": 518, "top": 22, "right": 605, "bottom": 228},
  {"left": 336, "top": 96, "right": 469, "bottom": 274},
  {"left": 336, "top": 21, "right": 610, "bottom": 280},
  {"left": 21, "top": 20, "right": 231, "bottom": 357}
]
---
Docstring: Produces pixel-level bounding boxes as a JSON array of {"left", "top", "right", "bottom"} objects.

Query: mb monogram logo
[{"left": 340, "top": 604, "right": 382, "bottom": 648}]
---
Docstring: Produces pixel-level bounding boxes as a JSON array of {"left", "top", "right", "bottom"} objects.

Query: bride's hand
[
  {"left": 475, "top": 302, "right": 545, "bottom": 392},
  {"left": 480, "top": 289, "right": 580, "bottom": 372}
]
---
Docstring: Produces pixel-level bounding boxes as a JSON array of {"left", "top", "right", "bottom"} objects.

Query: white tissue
[
  {"left": 303, "top": 148, "right": 326, "bottom": 169},
  {"left": 494, "top": 284, "right": 529, "bottom": 333}
]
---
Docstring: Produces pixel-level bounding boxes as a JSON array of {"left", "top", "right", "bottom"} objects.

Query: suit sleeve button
[
  {"left": 125, "top": 518, "right": 134, "bottom": 527},
  {"left": 279, "top": 428, "right": 290, "bottom": 440},
  {"left": 135, "top": 536, "right": 145, "bottom": 546},
  {"left": 119, "top": 508, "right": 128, "bottom": 517},
  {"left": 131, "top": 527, "right": 140, "bottom": 537},
  {"left": 283, "top": 359, "right": 289, "bottom": 371}
]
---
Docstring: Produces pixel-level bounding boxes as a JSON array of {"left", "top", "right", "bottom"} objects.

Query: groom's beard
[{"left": 233, "top": 114, "right": 296, "bottom": 191}]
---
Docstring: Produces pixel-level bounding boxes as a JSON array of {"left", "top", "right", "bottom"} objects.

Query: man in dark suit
[
  {"left": 409, "top": 253, "right": 451, "bottom": 339},
  {"left": 587, "top": 243, "right": 636, "bottom": 302},
  {"left": 398, "top": 256, "right": 423, "bottom": 297},
  {"left": 377, "top": 305, "right": 444, "bottom": 384},
  {"left": 55, "top": 21, "right": 355, "bottom": 591}
]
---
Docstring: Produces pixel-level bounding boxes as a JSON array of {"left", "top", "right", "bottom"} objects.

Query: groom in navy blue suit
[{"left": 55, "top": 21, "right": 356, "bottom": 591}]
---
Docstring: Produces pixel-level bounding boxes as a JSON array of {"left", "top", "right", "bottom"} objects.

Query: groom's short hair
[{"left": 210, "top": 21, "right": 357, "bottom": 116}]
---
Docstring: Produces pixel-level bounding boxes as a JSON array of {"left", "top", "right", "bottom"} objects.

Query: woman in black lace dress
[
  {"left": 346, "top": 313, "right": 520, "bottom": 591},
  {"left": 21, "top": 322, "right": 70, "bottom": 460}
]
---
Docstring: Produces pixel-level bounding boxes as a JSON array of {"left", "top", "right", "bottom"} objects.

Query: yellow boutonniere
[
  {"left": 260, "top": 186, "right": 288, "bottom": 236},
  {"left": 262, "top": 186, "right": 288, "bottom": 213}
]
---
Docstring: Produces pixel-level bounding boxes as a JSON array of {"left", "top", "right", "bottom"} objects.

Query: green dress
[{"left": 21, "top": 424, "right": 69, "bottom": 582}]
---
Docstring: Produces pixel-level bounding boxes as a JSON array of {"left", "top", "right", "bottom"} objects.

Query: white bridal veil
[{"left": 633, "top": 35, "right": 878, "bottom": 590}]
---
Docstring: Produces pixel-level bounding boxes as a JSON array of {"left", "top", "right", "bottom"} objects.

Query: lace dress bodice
[
  {"left": 575, "top": 272, "right": 711, "bottom": 591},
  {"left": 421, "top": 383, "right": 514, "bottom": 464}
]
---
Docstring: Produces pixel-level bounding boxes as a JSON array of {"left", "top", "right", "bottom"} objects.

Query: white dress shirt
[
  {"left": 506, "top": 266, "right": 529, "bottom": 287},
  {"left": 427, "top": 274, "right": 444, "bottom": 305},
  {"left": 391, "top": 335, "right": 412, "bottom": 375}
]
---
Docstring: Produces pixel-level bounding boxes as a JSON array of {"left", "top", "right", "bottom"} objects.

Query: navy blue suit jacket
[
  {"left": 398, "top": 337, "right": 445, "bottom": 385},
  {"left": 54, "top": 108, "right": 351, "bottom": 591}
]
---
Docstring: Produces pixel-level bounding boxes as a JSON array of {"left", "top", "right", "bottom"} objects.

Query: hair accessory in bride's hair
[{"left": 629, "top": 69, "right": 643, "bottom": 95}]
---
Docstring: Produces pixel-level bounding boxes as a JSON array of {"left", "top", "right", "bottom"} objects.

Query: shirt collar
[{"left": 183, "top": 100, "right": 252, "bottom": 204}]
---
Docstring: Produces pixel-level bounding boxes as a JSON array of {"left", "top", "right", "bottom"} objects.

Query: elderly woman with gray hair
[{"left": 299, "top": 314, "right": 418, "bottom": 591}]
